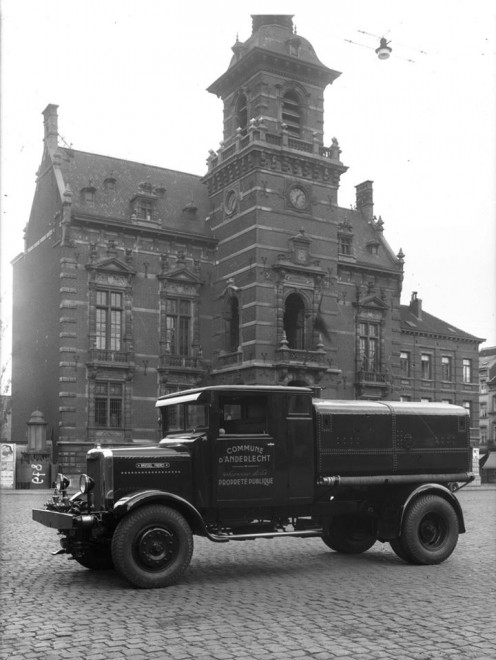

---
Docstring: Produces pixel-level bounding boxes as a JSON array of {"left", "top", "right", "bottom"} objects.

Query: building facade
[
  {"left": 11, "top": 15, "right": 483, "bottom": 475},
  {"left": 397, "top": 293, "right": 482, "bottom": 444},
  {"left": 479, "top": 347, "right": 496, "bottom": 450}
]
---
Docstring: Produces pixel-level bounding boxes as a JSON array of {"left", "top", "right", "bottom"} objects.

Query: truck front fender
[
  {"left": 400, "top": 483, "right": 466, "bottom": 534},
  {"left": 112, "top": 490, "right": 207, "bottom": 536}
]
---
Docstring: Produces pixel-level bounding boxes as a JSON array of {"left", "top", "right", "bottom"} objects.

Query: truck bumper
[{"left": 32, "top": 508, "right": 76, "bottom": 529}]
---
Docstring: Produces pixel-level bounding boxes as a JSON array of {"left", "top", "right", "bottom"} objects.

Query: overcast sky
[{"left": 1, "top": 0, "right": 495, "bottom": 377}]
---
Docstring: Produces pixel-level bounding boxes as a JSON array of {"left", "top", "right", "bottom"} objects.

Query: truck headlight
[
  {"left": 55, "top": 473, "right": 70, "bottom": 492},
  {"left": 79, "top": 474, "right": 95, "bottom": 494}
]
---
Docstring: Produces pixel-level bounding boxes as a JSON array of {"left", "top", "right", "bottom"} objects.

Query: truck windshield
[{"left": 163, "top": 403, "right": 209, "bottom": 434}]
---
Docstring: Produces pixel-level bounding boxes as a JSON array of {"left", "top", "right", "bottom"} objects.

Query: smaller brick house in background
[
  {"left": 479, "top": 347, "right": 496, "bottom": 482},
  {"left": 398, "top": 292, "right": 483, "bottom": 446}
]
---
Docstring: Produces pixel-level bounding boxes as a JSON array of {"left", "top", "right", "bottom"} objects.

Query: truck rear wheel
[
  {"left": 111, "top": 504, "right": 193, "bottom": 588},
  {"left": 322, "top": 515, "right": 377, "bottom": 554},
  {"left": 401, "top": 494, "right": 459, "bottom": 565}
]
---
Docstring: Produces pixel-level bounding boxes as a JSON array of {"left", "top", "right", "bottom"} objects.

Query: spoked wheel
[
  {"left": 322, "top": 515, "right": 377, "bottom": 554},
  {"left": 111, "top": 505, "right": 193, "bottom": 588},
  {"left": 401, "top": 495, "right": 459, "bottom": 565}
]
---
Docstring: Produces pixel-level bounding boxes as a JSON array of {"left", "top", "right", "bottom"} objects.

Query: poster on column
[{"left": 1, "top": 443, "right": 16, "bottom": 488}]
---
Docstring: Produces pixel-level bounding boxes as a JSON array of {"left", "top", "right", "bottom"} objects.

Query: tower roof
[{"left": 208, "top": 14, "right": 340, "bottom": 98}]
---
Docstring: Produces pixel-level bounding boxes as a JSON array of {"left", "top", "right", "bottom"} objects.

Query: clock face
[
  {"left": 225, "top": 190, "right": 237, "bottom": 215},
  {"left": 289, "top": 186, "right": 307, "bottom": 210}
]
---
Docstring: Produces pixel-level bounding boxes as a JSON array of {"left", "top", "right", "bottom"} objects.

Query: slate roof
[
  {"left": 57, "top": 147, "right": 212, "bottom": 237},
  {"left": 400, "top": 305, "right": 483, "bottom": 342},
  {"left": 229, "top": 21, "right": 327, "bottom": 69},
  {"left": 337, "top": 208, "right": 401, "bottom": 272}
]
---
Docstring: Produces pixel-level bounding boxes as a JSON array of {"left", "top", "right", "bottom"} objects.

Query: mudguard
[{"left": 112, "top": 489, "right": 212, "bottom": 538}]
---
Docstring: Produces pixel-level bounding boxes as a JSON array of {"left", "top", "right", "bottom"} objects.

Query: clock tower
[{"left": 203, "top": 15, "right": 349, "bottom": 390}]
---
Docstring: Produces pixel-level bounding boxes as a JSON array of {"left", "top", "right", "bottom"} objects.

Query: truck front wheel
[
  {"left": 111, "top": 504, "right": 193, "bottom": 588},
  {"left": 322, "top": 515, "right": 377, "bottom": 554},
  {"left": 401, "top": 494, "right": 459, "bottom": 565}
]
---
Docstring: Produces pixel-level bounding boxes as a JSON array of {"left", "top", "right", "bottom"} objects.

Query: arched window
[
  {"left": 284, "top": 293, "right": 306, "bottom": 349},
  {"left": 282, "top": 91, "right": 301, "bottom": 137},
  {"left": 229, "top": 297, "right": 240, "bottom": 352},
  {"left": 235, "top": 93, "right": 248, "bottom": 134}
]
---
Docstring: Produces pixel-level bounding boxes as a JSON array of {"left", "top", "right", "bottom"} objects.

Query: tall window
[
  {"left": 441, "top": 355, "right": 453, "bottom": 381},
  {"left": 462, "top": 400, "right": 472, "bottom": 416},
  {"left": 282, "top": 91, "right": 301, "bottom": 137},
  {"left": 235, "top": 93, "right": 248, "bottom": 134},
  {"left": 462, "top": 359, "right": 472, "bottom": 383},
  {"left": 137, "top": 198, "right": 153, "bottom": 221},
  {"left": 95, "top": 381, "right": 123, "bottom": 427},
  {"left": 400, "top": 351, "right": 411, "bottom": 377},
  {"left": 284, "top": 293, "right": 305, "bottom": 349},
  {"left": 229, "top": 297, "right": 240, "bottom": 352},
  {"left": 338, "top": 235, "right": 353, "bottom": 256},
  {"left": 421, "top": 353, "right": 432, "bottom": 380},
  {"left": 96, "top": 290, "right": 122, "bottom": 351},
  {"left": 359, "top": 322, "right": 380, "bottom": 372},
  {"left": 166, "top": 299, "right": 191, "bottom": 356}
]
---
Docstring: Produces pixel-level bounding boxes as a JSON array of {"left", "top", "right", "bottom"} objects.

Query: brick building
[
  {"left": 10, "top": 15, "right": 482, "bottom": 474},
  {"left": 479, "top": 346, "right": 496, "bottom": 450},
  {"left": 397, "top": 292, "right": 483, "bottom": 444}
]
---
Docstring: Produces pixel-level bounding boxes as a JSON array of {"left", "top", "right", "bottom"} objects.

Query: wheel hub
[
  {"left": 137, "top": 527, "right": 176, "bottom": 569},
  {"left": 419, "top": 514, "right": 445, "bottom": 548}
]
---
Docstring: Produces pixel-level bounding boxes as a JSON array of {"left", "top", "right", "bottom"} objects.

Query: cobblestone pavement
[{"left": 1, "top": 487, "right": 495, "bottom": 660}]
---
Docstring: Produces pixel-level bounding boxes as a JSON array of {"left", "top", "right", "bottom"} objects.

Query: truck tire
[
  {"left": 401, "top": 494, "right": 459, "bottom": 565},
  {"left": 389, "top": 537, "right": 411, "bottom": 563},
  {"left": 111, "top": 504, "right": 193, "bottom": 589},
  {"left": 322, "top": 515, "right": 377, "bottom": 554}
]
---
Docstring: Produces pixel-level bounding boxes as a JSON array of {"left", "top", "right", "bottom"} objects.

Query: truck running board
[{"left": 208, "top": 528, "right": 323, "bottom": 542}]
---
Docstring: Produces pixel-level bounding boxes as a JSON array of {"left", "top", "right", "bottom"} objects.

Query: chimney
[
  {"left": 409, "top": 291, "right": 422, "bottom": 320},
  {"left": 42, "top": 104, "right": 59, "bottom": 153},
  {"left": 355, "top": 180, "right": 374, "bottom": 221}
]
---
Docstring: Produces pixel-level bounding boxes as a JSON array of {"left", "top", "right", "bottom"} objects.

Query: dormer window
[
  {"left": 81, "top": 187, "right": 96, "bottom": 204},
  {"left": 131, "top": 192, "right": 157, "bottom": 223},
  {"left": 338, "top": 235, "right": 353, "bottom": 256},
  {"left": 104, "top": 177, "right": 116, "bottom": 191},
  {"left": 182, "top": 202, "right": 198, "bottom": 220},
  {"left": 282, "top": 91, "right": 301, "bottom": 137},
  {"left": 367, "top": 240, "right": 380, "bottom": 255},
  {"left": 288, "top": 37, "right": 301, "bottom": 57},
  {"left": 137, "top": 198, "right": 154, "bottom": 221}
]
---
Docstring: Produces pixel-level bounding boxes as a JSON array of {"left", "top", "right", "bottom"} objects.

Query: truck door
[{"left": 214, "top": 392, "right": 275, "bottom": 505}]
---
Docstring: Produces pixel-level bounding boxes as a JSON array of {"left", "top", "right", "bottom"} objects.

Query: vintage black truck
[{"left": 33, "top": 385, "right": 474, "bottom": 588}]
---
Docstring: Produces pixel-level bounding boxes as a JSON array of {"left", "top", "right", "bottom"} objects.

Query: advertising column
[{"left": 0, "top": 443, "right": 16, "bottom": 489}]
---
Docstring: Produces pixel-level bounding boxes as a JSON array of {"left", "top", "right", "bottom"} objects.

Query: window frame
[
  {"left": 94, "top": 381, "right": 123, "bottom": 428},
  {"left": 462, "top": 358, "right": 472, "bottom": 384},
  {"left": 282, "top": 90, "right": 301, "bottom": 137},
  {"left": 421, "top": 353, "right": 432, "bottom": 380},
  {"left": 95, "top": 289, "right": 123, "bottom": 352},
  {"left": 358, "top": 321, "right": 380, "bottom": 372},
  {"left": 400, "top": 351, "right": 411, "bottom": 377},
  {"left": 441, "top": 355, "right": 453, "bottom": 381},
  {"left": 165, "top": 298, "right": 192, "bottom": 357}
]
